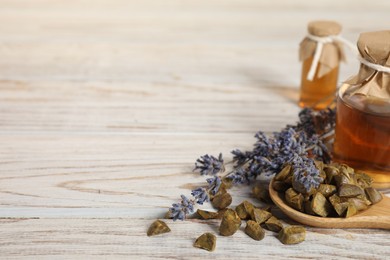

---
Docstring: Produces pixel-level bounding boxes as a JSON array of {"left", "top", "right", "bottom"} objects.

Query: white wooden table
[{"left": 0, "top": 0, "right": 389, "bottom": 259}]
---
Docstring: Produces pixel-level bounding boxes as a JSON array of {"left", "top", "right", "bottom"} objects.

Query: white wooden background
[{"left": 0, "top": 0, "right": 389, "bottom": 259}]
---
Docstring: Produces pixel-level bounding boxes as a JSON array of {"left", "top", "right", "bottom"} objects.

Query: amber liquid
[
  {"left": 333, "top": 85, "right": 390, "bottom": 189},
  {"left": 299, "top": 57, "right": 339, "bottom": 110}
]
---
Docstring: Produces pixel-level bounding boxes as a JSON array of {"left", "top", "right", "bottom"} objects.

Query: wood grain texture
[{"left": 0, "top": 0, "right": 389, "bottom": 259}]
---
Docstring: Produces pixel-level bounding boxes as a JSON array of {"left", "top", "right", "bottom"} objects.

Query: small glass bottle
[
  {"left": 333, "top": 30, "right": 390, "bottom": 189},
  {"left": 299, "top": 21, "right": 345, "bottom": 110}
]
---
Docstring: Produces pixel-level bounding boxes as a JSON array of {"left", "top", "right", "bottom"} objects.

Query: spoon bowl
[{"left": 269, "top": 179, "right": 390, "bottom": 229}]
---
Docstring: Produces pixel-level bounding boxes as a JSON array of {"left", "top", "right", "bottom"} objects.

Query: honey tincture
[
  {"left": 299, "top": 21, "right": 345, "bottom": 110},
  {"left": 333, "top": 30, "right": 390, "bottom": 189}
]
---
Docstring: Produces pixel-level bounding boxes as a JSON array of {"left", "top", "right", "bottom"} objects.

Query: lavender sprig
[
  {"left": 206, "top": 176, "right": 222, "bottom": 195},
  {"left": 169, "top": 195, "right": 195, "bottom": 221},
  {"left": 193, "top": 153, "right": 225, "bottom": 175},
  {"left": 191, "top": 187, "right": 209, "bottom": 205},
  {"left": 231, "top": 149, "right": 248, "bottom": 166},
  {"left": 228, "top": 168, "right": 247, "bottom": 185},
  {"left": 169, "top": 176, "right": 223, "bottom": 221}
]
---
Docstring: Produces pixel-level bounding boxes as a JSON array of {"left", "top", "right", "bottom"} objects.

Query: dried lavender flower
[
  {"left": 231, "top": 149, "right": 248, "bottom": 166},
  {"left": 193, "top": 153, "right": 225, "bottom": 175},
  {"left": 227, "top": 168, "right": 247, "bottom": 185},
  {"left": 207, "top": 176, "right": 222, "bottom": 195},
  {"left": 191, "top": 187, "right": 209, "bottom": 205},
  {"left": 295, "top": 108, "right": 317, "bottom": 136},
  {"left": 169, "top": 195, "right": 195, "bottom": 221},
  {"left": 306, "top": 135, "right": 331, "bottom": 163},
  {"left": 253, "top": 131, "right": 273, "bottom": 158},
  {"left": 291, "top": 155, "right": 323, "bottom": 193}
]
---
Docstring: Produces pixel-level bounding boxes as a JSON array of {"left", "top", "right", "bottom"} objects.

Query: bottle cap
[{"left": 308, "top": 21, "right": 342, "bottom": 37}]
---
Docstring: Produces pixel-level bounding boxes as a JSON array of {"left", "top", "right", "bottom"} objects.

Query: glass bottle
[
  {"left": 333, "top": 30, "right": 390, "bottom": 189},
  {"left": 299, "top": 21, "right": 345, "bottom": 110}
]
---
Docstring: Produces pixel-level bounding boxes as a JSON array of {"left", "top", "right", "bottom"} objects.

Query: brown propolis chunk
[
  {"left": 355, "top": 172, "right": 373, "bottom": 188},
  {"left": 219, "top": 209, "right": 241, "bottom": 236},
  {"left": 274, "top": 165, "right": 292, "bottom": 181},
  {"left": 285, "top": 188, "right": 304, "bottom": 212},
  {"left": 348, "top": 198, "right": 369, "bottom": 211},
  {"left": 216, "top": 209, "right": 228, "bottom": 219},
  {"left": 278, "top": 226, "right": 306, "bottom": 245},
  {"left": 251, "top": 208, "right": 272, "bottom": 224},
  {"left": 211, "top": 192, "right": 232, "bottom": 210},
  {"left": 272, "top": 181, "right": 290, "bottom": 192},
  {"left": 345, "top": 202, "right": 358, "bottom": 218},
  {"left": 329, "top": 194, "right": 348, "bottom": 217},
  {"left": 311, "top": 192, "right": 331, "bottom": 217},
  {"left": 264, "top": 216, "right": 283, "bottom": 232},
  {"left": 164, "top": 211, "right": 173, "bottom": 219},
  {"left": 252, "top": 185, "right": 273, "bottom": 203},
  {"left": 147, "top": 220, "right": 171, "bottom": 236},
  {"left": 303, "top": 200, "right": 316, "bottom": 216},
  {"left": 196, "top": 209, "right": 219, "bottom": 220},
  {"left": 317, "top": 184, "right": 337, "bottom": 198},
  {"left": 194, "top": 232, "right": 216, "bottom": 251},
  {"left": 365, "top": 187, "right": 383, "bottom": 204},
  {"left": 339, "top": 184, "right": 364, "bottom": 198},
  {"left": 334, "top": 171, "right": 355, "bottom": 187},
  {"left": 324, "top": 165, "right": 339, "bottom": 184},
  {"left": 245, "top": 220, "right": 265, "bottom": 241},
  {"left": 235, "top": 200, "right": 254, "bottom": 220}
]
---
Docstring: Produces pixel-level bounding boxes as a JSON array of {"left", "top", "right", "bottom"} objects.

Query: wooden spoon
[{"left": 269, "top": 179, "right": 390, "bottom": 229}]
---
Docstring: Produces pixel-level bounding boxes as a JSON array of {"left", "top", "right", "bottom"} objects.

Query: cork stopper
[
  {"left": 308, "top": 21, "right": 342, "bottom": 37},
  {"left": 357, "top": 30, "right": 390, "bottom": 67}
]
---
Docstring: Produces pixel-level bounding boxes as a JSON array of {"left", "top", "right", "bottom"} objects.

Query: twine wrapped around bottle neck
[
  {"left": 345, "top": 30, "right": 390, "bottom": 100},
  {"left": 299, "top": 21, "right": 345, "bottom": 81},
  {"left": 305, "top": 34, "right": 354, "bottom": 80},
  {"left": 357, "top": 55, "right": 390, "bottom": 74}
]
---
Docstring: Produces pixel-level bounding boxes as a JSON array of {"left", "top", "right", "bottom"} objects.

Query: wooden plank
[
  {"left": 0, "top": 81, "right": 301, "bottom": 133},
  {"left": 0, "top": 218, "right": 389, "bottom": 259},
  {"left": 0, "top": 133, "right": 256, "bottom": 210}
]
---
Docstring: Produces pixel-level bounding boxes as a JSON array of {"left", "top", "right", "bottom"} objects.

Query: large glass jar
[{"left": 333, "top": 31, "right": 390, "bottom": 189}]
